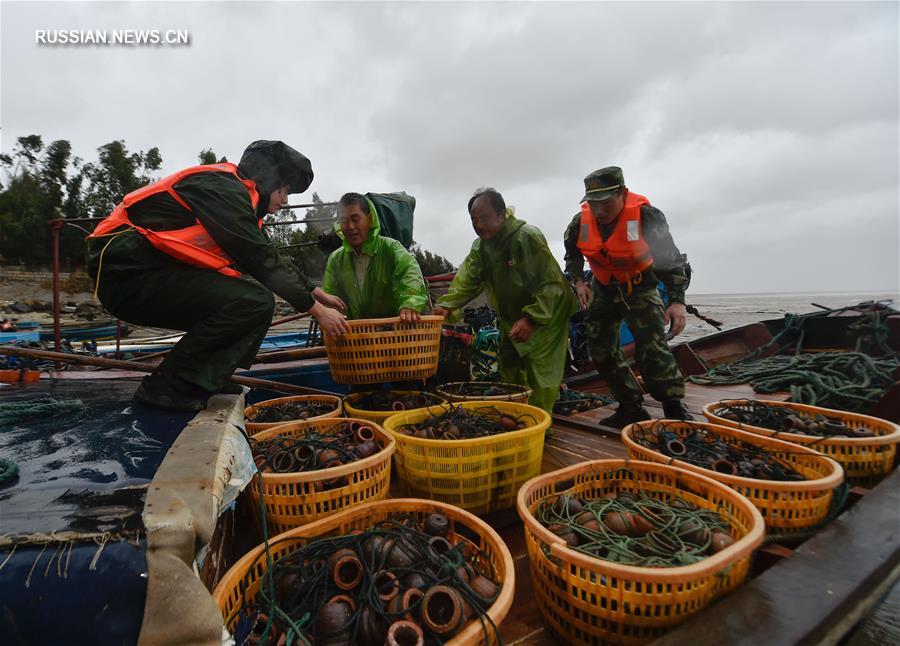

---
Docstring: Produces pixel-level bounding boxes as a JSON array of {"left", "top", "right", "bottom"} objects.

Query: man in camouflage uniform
[{"left": 563, "top": 166, "right": 692, "bottom": 428}]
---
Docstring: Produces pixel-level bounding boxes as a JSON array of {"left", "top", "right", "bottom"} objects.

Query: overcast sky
[{"left": 2, "top": 1, "right": 898, "bottom": 295}]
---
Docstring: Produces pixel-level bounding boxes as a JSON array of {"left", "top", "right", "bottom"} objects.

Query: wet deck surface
[
  {"left": 487, "top": 381, "right": 789, "bottom": 645},
  {"left": 224, "top": 380, "right": 792, "bottom": 645}
]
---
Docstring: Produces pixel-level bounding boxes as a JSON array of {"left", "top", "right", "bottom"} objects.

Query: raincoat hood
[
  {"left": 334, "top": 197, "right": 382, "bottom": 255},
  {"left": 323, "top": 197, "right": 428, "bottom": 319},
  {"left": 237, "top": 140, "right": 314, "bottom": 195}
]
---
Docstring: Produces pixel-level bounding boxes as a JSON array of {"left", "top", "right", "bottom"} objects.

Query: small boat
[
  {"left": 1, "top": 302, "right": 897, "bottom": 644},
  {"left": 95, "top": 330, "right": 318, "bottom": 355},
  {"left": 0, "top": 329, "right": 40, "bottom": 343},
  {"left": 38, "top": 319, "right": 130, "bottom": 342}
]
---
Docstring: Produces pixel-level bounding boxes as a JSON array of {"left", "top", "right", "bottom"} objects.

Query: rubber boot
[
  {"left": 132, "top": 370, "right": 208, "bottom": 412},
  {"left": 599, "top": 405, "right": 651, "bottom": 430},
  {"left": 662, "top": 399, "right": 694, "bottom": 421}
]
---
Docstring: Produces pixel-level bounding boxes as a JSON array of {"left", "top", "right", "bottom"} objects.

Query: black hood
[{"left": 237, "top": 140, "right": 314, "bottom": 195}]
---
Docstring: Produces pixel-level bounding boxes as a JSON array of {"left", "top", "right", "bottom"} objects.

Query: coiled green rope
[
  {"left": 0, "top": 398, "right": 84, "bottom": 425},
  {"left": 690, "top": 304, "right": 899, "bottom": 413},
  {"left": 689, "top": 352, "right": 898, "bottom": 412}
]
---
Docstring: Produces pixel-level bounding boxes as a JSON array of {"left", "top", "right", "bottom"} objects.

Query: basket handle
[{"left": 344, "top": 315, "right": 444, "bottom": 328}]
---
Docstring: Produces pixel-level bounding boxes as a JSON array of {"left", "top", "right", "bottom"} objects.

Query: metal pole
[
  {"left": 0, "top": 345, "right": 337, "bottom": 396},
  {"left": 283, "top": 201, "right": 337, "bottom": 210},
  {"left": 115, "top": 320, "right": 122, "bottom": 357},
  {"left": 263, "top": 217, "right": 336, "bottom": 227},
  {"left": 50, "top": 219, "right": 64, "bottom": 357}
]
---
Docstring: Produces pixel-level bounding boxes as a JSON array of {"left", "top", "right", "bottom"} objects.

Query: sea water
[{"left": 678, "top": 291, "right": 898, "bottom": 342}]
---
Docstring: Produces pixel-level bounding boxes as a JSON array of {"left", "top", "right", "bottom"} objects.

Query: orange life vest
[
  {"left": 576, "top": 191, "right": 653, "bottom": 290},
  {"left": 88, "top": 163, "right": 261, "bottom": 278}
]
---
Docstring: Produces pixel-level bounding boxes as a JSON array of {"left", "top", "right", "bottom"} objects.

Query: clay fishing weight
[{"left": 537, "top": 487, "right": 734, "bottom": 567}]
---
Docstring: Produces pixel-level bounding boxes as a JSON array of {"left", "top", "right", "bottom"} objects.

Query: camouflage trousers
[{"left": 584, "top": 281, "right": 684, "bottom": 406}]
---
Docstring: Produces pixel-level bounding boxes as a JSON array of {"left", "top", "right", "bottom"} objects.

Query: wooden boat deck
[
  {"left": 542, "top": 381, "right": 786, "bottom": 472},
  {"left": 479, "top": 381, "right": 790, "bottom": 645},
  {"left": 384, "top": 381, "right": 789, "bottom": 644},
  {"left": 200, "top": 309, "right": 899, "bottom": 644}
]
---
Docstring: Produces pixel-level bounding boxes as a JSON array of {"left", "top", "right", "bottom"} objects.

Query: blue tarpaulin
[{"left": 0, "top": 379, "right": 196, "bottom": 645}]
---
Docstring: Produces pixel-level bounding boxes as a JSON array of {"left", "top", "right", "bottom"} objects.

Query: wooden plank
[
  {"left": 653, "top": 466, "right": 900, "bottom": 646},
  {"left": 546, "top": 433, "right": 626, "bottom": 462},
  {"left": 547, "top": 426, "right": 617, "bottom": 450},
  {"left": 868, "top": 381, "right": 900, "bottom": 423},
  {"left": 670, "top": 343, "right": 708, "bottom": 376},
  {"left": 541, "top": 444, "right": 590, "bottom": 471},
  {"left": 676, "top": 323, "right": 778, "bottom": 370}
]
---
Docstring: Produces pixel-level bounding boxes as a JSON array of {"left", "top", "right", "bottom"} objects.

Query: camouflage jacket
[{"left": 563, "top": 203, "right": 688, "bottom": 304}]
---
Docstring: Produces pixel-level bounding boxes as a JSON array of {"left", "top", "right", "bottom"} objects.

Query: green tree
[
  {"left": 0, "top": 135, "right": 77, "bottom": 265},
  {"left": 80, "top": 140, "right": 162, "bottom": 218},
  {"left": 302, "top": 192, "right": 337, "bottom": 235},
  {"left": 198, "top": 148, "right": 217, "bottom": 165},
  {"left": 0, "top": 135, "right": 164, "bottom": 267},
  {"left": 410, "top": 243, "right": 454, "bottom": 276},
  {"left": 267, "top": 192, "right": 336, "bottom": 280}
]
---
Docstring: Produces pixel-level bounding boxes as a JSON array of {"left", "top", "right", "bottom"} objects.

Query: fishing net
[{"left": 0, "top": 398, "right": 84, "bottom": 425}]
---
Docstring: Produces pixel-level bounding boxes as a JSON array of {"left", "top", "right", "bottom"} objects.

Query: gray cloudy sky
[{"left": 2, "top": 1, "right": 898, "bottom": 295}]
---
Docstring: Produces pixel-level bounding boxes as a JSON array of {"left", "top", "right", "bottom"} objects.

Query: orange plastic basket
[
  {"left": 249, "top": 417, "right": 395, "bottom": 533},
  {"left": 323, "top": 315, "right": 442, "bottom": 384},
  {"left": 342, "top": 390, "right": 448, "bottom": 424},
  {"left": 213, "top": 498, "right": 515, "bottom": 645},
  {"left": 622, "top": 420, "right": 844, "bottom": 533},
  {"left": 517, "top": 459, "right": 765, "bottom": 645},
  {"left": 383, "top": 401, "right": 550, "bottom": 514},
  {"left": 244, "top": 394, "right": 342, "bottom": 436},
  {"left": 437, "top": 382, "right": 532, "bottom": 404},
  {"left": 703, "top": 399, "right": 900, "bottom": 487}
]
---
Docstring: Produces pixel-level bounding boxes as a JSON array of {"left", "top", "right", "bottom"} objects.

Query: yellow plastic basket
[
  {"left": 213, "top": 499, "right": 515, "bottom": 645},
  {"left": 622, "top": 420, "right": 844, "bottom": 533},
  {"left": 244, "top": 394, "right": 342, "bottom": 437},
  {"left": 517, "top": 459, "right": 765, "bottom": 645},
  {"left": 323, "top": 315, "right": 443, "bottom": 385},
  {"left": 248, "top": 417, "right": 394, "bottom": 533},
  {"left": 703, "top": 399, "right": 900, "bottom": 487},
  {"left": 436, "top": 381, "right": 532, "bottom": 404},
  {"left": 383, "top": 401, "right": 550, "bottom": 514},
  {"left": 342, "top": 390, "right": 448, "bottom": 424}
]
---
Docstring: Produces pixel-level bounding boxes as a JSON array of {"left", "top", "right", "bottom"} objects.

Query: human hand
[
  {"left": 432, "top": 306, "right": 450, "bottom": 318},
  {"left": 313, "top": 287, "right": 347, "bottom": 313},
  {"left": 310, "top": 302, "right": 350, "bottom": 336},
  {"left": 664, "top": 302, "right": 687, "bottom": 337},
  {"left": 508, "top": 316, "right": 536, "bottom": 343},
  {"left": 399, "top": 308, "right": 421, "bottom": 324},
  {"left": 575, "top": 281, "right": 592, "bottom": 310}
]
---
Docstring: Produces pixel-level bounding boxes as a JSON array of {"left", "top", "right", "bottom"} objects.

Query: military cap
[{"left": 582, "top": 166, "right": 625, "bottom": 202}]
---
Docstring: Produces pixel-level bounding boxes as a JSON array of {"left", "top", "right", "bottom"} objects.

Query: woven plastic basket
[
  {"left": 436, "top": 381, "right": 532, "bottom": 404},
  {"left": 342, "top": 390, "right": 448, "bottom": 424},
  {"left": 622, "top": 420, "right": 844, "bottom": 533},
  {"left": 323, "top": 315, "right": 442, "bottom": 385},
  {"left": 703, "top": 399, "right": 900, "bottom": 487},
  {"left": 383, "top": 401, "right": 550, "bottom": 514},
  {"left": 516, "top": 459, "right": 765, "bottom": 645},
  {"left": 249, "top": 417, "right": 394, "bottom": 533},
  {"left": 244, "top": 394, "right": 342, "bottom": 436},
  {"left": 213, "top": 498, "right": 515, "bottom": 645}
]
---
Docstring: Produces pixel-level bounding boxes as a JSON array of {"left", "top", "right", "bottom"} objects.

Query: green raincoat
[
  {"left": 434, "top": 212, "right": 578, "bottom": 412},
  {"left": 322, "top": 198, "right": 428, "bottom": 320}
]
